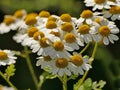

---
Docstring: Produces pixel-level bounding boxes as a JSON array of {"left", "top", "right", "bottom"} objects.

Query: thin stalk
[
  {"left": 58, "top": 74, "right": 67, "bottom": 90},
  {"left": 75, "top": 42, "right": 98, "bottom": 90},
  {"left": 80, "top": 43, "right": 90, "bottom": 54},
  {"left": 0, "top": 71, "right": 17, "bottom": 90},
  {"left": 24, "top": 46, "right": 39, "bottom": 90}
]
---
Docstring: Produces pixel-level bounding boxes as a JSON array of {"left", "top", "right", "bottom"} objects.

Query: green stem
[
  {"left": 24, "top": 46, "right": 39, "bottom": 90},
  {"left": 0, "top": 71, "right": 17, "bottom": 90},
  {"left": 58, "top": 74, "right": 67, "bottom": 90},
  {"left": 75, "top": 42, "right": 98, "bottom": 90},
  {"left": 80, "top": 43, "right": 90, "bottom": 54}
]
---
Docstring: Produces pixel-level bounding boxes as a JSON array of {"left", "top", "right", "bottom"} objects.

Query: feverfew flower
[
  {"left": 0, "top": 15, "right": 16, "bottom": 34},
  {"left": 77, "top": 10, "right": 101, "bottom": 25},
  {"left": 49, "top": 57, "right": 71, "bottom": 76},
  {"left": 84, "top": 0, "right": 115, "bottom": 11},
  {"left": 92, "top": 18, "right": 119, "bottom": 45},
  {"left": 0, "top": 49, "right": 17, "bottom": 66},
  {"left": 103, "top": 5, "right": 120, "bottom": 20},
  {"left": 68, "top": 54, "right": 92, "bottom": 75},
  {"left": 36, "top": 55, "right": 53, "bottom": 69}
]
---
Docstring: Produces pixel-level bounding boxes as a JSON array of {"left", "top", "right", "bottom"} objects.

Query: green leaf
[
  {"left": 83, "top": 78, "right": 92, "bottom": 89},
  {"left": 5, "top": 64, "right": 16, "bottom": 79},
  {"left": 92, "top": 80, "right": 106, "bottom": 90}
]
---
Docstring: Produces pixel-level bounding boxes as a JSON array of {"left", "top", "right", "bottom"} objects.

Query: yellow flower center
[
  {"left": 109, "top": 6, "right": 120, "bottom": 14},
  {"left": 53, "top": 41, "right": 64, "bottom": 51},
  {"left": 25, "top": 13, "right": 38, "bottom": 18},
  {"left": 43, "top": 55, "right": 51, "bottom": 61},
  {"left": 50, "top": 31, "right": 60, "bottom": 37},
  {"left": 70, "top": 55, "right": 83, "bottom": 66},
  {"left": 46, "top": 21, "right": 57, "bottom": 29},
  {"left": 39, "top": 10, "right": 50, "bottom": 18},
  {"left": 0, "top": 51, "right": 8, "bottom": 60},
  {"left": 33, "top": 31, "right": 45, "bottom": 40},
  {"left": 61, "top": 22, "right": 73, "bottom": 32},
  {"left": 13, "top": 9, "right": 25, "bottom": 18},
  {"left": 56, "top": 58, "right": 68, "bottom": 68},
  {"left": 60, "top": 14, "right": 71, "bottom": 22},
  {"left": 39, "top": 37, "right": 49, "bottom": 48},
  {"left": 27, "top": 27, "right": 38, "bottom": 37},
  {"left": 99, "top": 26, "right": 110, "bottom": 36},
  {"left": 94, "top": 0, "right": 106, "bottom": 4},
  {"left": 3, "top": 16, "right": 15, "bottom": 25},
  {"left": 109, "top": 0, "right": 116, "bottom": 2},
  {"left": 81, "top": 10, "right": 93, "bottom": 18},
  {"left": 64, "top": 33, "right": 76, "bottom": 43},
  {"left": 94, "top": 17, "right": 102, "bottom": 24},
  {"left": 25, "top": 15, "right": 37, "bottom": 25},
  {"left": 48, "top": 16, "right": 57, "bottom": 22},
  {"left": 78, "top": 24, "right": 90, "bottom": 34}
]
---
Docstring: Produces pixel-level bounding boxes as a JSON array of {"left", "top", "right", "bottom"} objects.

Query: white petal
[
  {"left": 103, "top": 37, "right": 109, "bottom": 45},
  {"left": 109, "top": 34, "right": 119, "bottom": 41}
]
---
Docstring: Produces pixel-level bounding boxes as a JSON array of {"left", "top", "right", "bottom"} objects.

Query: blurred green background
[{"left": 0, "top": 0, "right": 120, "bottom": 90}]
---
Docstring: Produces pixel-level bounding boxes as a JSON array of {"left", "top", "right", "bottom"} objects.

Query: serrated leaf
[
  {"left": 5, "top": 64, "right": 16, "bottom": 79},
  {"left": 92, "top": 80, "right": 106, "bottom": 90}
]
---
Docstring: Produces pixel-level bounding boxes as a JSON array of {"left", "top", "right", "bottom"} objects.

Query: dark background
[{"left": 0, "top": 0, "right": 120, "bottom": 90}]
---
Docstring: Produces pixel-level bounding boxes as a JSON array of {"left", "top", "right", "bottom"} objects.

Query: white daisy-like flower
[
  {"left": 63, "top": 33, "right": 84, "bottom": 51},
  {"left": 0, "top": 49, "right": 17, "bottom": 66},
  {"left": 77, "top": 23, "right": 96, "bottom": 43},
  {"left": 92, "top": 18, "right": 119, "bottom": 45},
  {"left": 19, "top": 12, "right": 38, "bottom": 30},
  {"left": 68, "top": 54, "right": 92, "bottom": 75},
  {"left": 84, "top": 0, "right": 115, "bottom": 11},
  {"left": 0, "top": 15, "right": 17, "bottom": 34},
  {"left": 77, "top": 10, "right": 100, "bottom": 25},
  {"left": 0, "top": 85, "right": 14, "bottom": 90},
  {"left": 13, "top": 9, "right": 27, "bottom": 28},
  {"left": 103, "top": 5, "right": 120, "bottom": 20},
  {"left": 36, "top": 55, "right": 53, "bottom": 69},
  {"left": 36, "top": 10, "right": 51, "bottom": 26},
  {"left": 49, "top": 57, "right": 72, "bottom": 76}
]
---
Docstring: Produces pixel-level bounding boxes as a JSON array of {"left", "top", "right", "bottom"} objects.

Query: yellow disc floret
[
  {"left": 3, "top": 15, "right": 15, "bottom": 25},
  {"left": 43, "top": 55, "right": 51, "bottom": 61},
  {"left": 78, "top": 24, "right": 90, "bottom": 34},
  {"left": 25, "top": 15, "right": 37, "bottom": 25},
  {"left": 39, "top": 10, "right": 50, "bottom": 18},
  {"left": 46, "top": 21, "right": 57, "bottom": 29},
  {"left": 70, "top": 54, "right": 83, "bottom": 66},
  {"left": 27, "top": 27, "right": 38, "bottom": 37},
  {"left": 33, "top": 31, "right": 45, "bottom": 40},
  {"left": 99, "top": 26, "right": 110, "bottom": 36},
  {"left": 64, "top": 33, "right": 76, "bottom": 43},
  {"left": 94, "top": 0, "right": 106, "bottom": 4},
  {"left": 61, "top": 22, "right": 73, "bottom": 32},
  {"left": 0, "top": 51, "right": 8, "bottom": 60},
  {"left": 53, "top": 41, "right": 64, "bottom": 51},
  {"left": 109, "top": 6, "right": 120, "bottom": 14},
  {"left": 50, "top": 31, "right": 60, "bottom": 37},
  {"left": 60, "top": 14, "right": 71, "bottom": 22},
  {"left": 81, "top": 10, "right": 93, "bottom": 18},
  {"left": 48, "top": 16, "right": 57, "bottom": 22},
  {"left": 56, "top": 58, "right": 68, "bottom": 68},
  {"left": 40, "top": 37, "right": 49, "bottom": 48},
  {"left": 14, "top": 9, "right": 26, "bottom": 18}
]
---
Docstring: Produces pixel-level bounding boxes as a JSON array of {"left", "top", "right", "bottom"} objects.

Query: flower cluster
[{"left": 0, "top": 0, "right": 119, "bottom": 77}]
